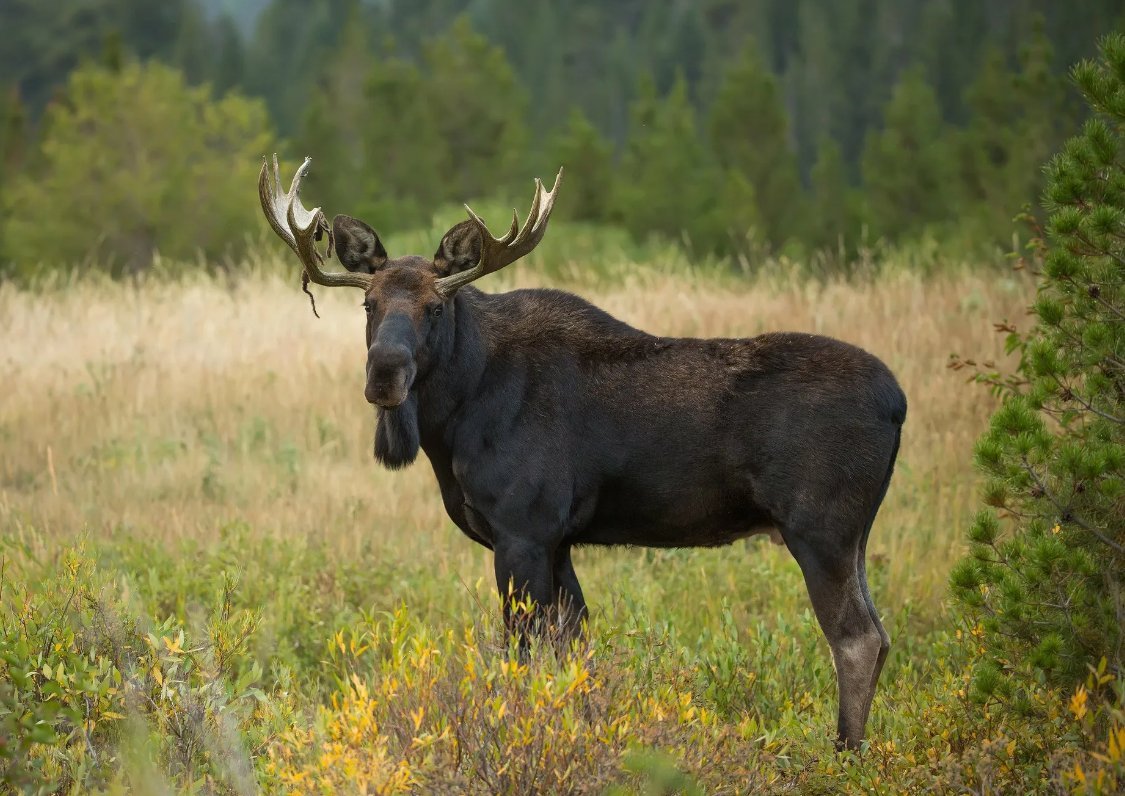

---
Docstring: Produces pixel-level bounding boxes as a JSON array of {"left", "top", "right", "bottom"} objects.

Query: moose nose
[
  {"left": 367, "top": 344, "right": 412, "bottom": 377},
  {"left": 365, "top": 344, "right": 413, "bottom": 404}
]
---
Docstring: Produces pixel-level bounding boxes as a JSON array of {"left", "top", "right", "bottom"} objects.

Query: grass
[{"left": 6, "top": 254, "right": 1106, "bottom": 793}]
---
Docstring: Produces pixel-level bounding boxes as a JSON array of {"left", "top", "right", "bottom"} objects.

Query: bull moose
[{"left": 258, "top": 156, "right": 907, "bottom": 750}]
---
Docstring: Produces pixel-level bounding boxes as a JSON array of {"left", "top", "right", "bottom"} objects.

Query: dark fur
[{"left": 331, "top": 217, "right": 908, "bottom": 750}]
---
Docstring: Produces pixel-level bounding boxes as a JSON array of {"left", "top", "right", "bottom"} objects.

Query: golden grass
[{"left": 0, "top": 264, "right": 1032, "bottom": 620}]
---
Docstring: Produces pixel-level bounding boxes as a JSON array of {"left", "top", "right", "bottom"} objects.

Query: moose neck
[{"left": 374, "top": 288, "right": 490, "bottom": 468}]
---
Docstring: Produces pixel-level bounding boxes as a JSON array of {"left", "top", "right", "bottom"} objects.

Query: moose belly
[{"left": 574, "top": 477, "right": 775, "bottom": 549}]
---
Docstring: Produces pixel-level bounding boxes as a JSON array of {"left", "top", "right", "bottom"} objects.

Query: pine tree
[
  {"left": 808, "top": 136, "right": 859, "bottom": 254},
  {"left": 1009, "top": 18, "right": 1070, "bottom": 202},
  {"left": 170, "top": 1, "right": 212, "bottom": 86},
  {"left": 292, "top": 3, "right": 377, "bottom": 220},
  {"left": 210, "top": 14, "right": 246, "bottom": 96},
  {"left": 861, "top": 67, "right": 952, "bottom": 241},
  {"left": 613, "top": 74, "right": 724, "bottom": 255},
  {"left": 246, "top": 0, "right": 355, "bottom": 134},
  {"left": 359, "top": 46, "right": 448, "bottom": 229},
  {"left": 709, "top": 42, "right": 804, "bottom": 247},
  {"left": 952, "top": 18, "right": 1072, "bottom": 247},
  {"left": 0, "top": 86, "right": 27, "bottom": 271},
  {"left": 951, "top": 34, "right": 1125, "bottom": 701},
  {"left": 547, "top": 108, "right": 614, "bottom": 224},
  {"left": 421, "top": 17, "right": 529, "bottom": 204}
]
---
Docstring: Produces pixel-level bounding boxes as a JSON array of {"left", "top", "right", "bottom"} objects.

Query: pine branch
[{"left": 1019, "top": 456, "right": 1124, "bottom": 555}]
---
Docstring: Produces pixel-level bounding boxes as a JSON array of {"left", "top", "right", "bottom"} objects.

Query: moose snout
[{"left": 365, "top": 344, "right": 415, "bottom": 407}]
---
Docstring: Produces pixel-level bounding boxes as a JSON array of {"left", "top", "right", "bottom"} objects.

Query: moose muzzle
[{"left": 365, "top": 342, "right": 416, "bottom": 408}]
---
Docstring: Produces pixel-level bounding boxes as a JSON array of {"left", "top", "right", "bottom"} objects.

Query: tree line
[{"left": 0, "top": 0, "right": 1122, "bottom": 275}]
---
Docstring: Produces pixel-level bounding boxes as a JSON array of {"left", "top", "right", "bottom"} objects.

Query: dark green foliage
[
  {"left": 548, "top": 109, "right": 614, "bottom": 224},
  {"left": 1, "top": 61, "right": 276, "bottom": 274},
  {"left": 611, "top": 76, "right": 724, "bottom": 255},
  {"left": 951, "top": 34, "right": 1125, "bottom": 692},
  {"left": 420, "top": 18, "right": 530, "bottom": 203},
  {"left": 0, "top": 0, "right": 1121, "bottom": 271},
  {"left": 709, "top": 43, "right": 804, "bottom": 248},
  {"left": 0, "top": 0, "right": 257, "bottom": 116},
  {"left": 954, "top": 20, "right": 1071, "bottom": 247},
  {"left": 0, "top": 87, "right": 26, "bottom": 271},
  {"left": 808, "top": 137, "right": 861, "bottom": 253},
  {"left": 293, "top": 15, "right": 528, "bottom": 234},
  {"left": 861, "top": 67, "right": 953, "bottom": 241}
]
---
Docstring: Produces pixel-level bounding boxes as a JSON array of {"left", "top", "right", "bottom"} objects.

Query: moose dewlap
[{"left": 258, "top": 156, "right": 907, "bottom": 751}]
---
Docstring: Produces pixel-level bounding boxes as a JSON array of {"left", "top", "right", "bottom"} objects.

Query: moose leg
[
  {"left": 788, "top": 535, "right": 884, "bottom": 751},
  {"left": 493, "top": 537, "right": 555, "bottom": 642},
  {"left": 553, "top": 545, "right": 588, "bottom": 640},
  {"left": 856, "top": 554, "right": 891, "bottom": 725}
]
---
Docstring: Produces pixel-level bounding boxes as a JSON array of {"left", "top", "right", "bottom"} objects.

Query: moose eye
[
  {"left": 431, "top": 305, "right": 443, "bottom": 318},
  {"left": 363, "top": 302, "right": 374, "bottom": 315}
]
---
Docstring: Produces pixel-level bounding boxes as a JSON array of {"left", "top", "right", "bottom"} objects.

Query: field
[{"left": 0, "top": 255, "right": 1045, "bottom": 793}]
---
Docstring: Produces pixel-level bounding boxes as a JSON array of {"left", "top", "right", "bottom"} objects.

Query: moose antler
[
  {"left": 258, "top": 154, "right": 373, "bottom": 290},
  {"left": 434, "top": 168, "right": 563, "bottom": 297}
]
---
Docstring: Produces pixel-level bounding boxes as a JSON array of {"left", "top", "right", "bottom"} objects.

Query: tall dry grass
[{"left": 0, "top": 263, "right": 1031, "bottom": 620}]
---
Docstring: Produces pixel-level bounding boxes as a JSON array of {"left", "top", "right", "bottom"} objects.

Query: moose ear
[
  {"left": 332, "top": 215, "right": 388, "bottom": 274},
  {"left": 433, "top": 220, "right": 482, "bottom": 276}
]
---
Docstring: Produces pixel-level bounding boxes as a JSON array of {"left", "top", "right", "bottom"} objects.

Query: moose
[{"left": 258, "top": 156, "right": 907, "bottom": 750}]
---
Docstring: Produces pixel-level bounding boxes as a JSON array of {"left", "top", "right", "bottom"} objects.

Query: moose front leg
[
  {"left": 493, "top": 537, "right": 555, "bottom": 643},
  {"left": 553, "top": 545, "right": 588, "bottom": 640}
]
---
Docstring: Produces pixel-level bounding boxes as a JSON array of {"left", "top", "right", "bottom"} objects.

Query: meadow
[{"left": 3, "top": 247, "right": 1081, "bottom": 794}]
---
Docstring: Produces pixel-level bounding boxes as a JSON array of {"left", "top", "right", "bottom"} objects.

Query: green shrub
[
  {"left": 0, "top": 539, "right": 283, "bottom": 793},
  {"left": 949, "top": 31, "right": 1125, "bottom": 782}
]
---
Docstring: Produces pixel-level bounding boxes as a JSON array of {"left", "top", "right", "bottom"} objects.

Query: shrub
[
  {"left": 0, "top": 540, "right": 280, "bottom": 793},
  {"left": 949, "top": 32, "right": 1125, "bottom": 788}
]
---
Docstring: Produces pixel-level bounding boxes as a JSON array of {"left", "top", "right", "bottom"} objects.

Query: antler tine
[
  {"left": 258, "top": 155, "right": 373, "bottom": 291},
  {"left": 435, "top": 168, "right": 563, "bottom": 297}
]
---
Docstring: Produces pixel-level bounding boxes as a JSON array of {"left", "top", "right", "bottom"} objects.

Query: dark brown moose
[{"left": 258, "top": 156, "right": 907, "bottom": 750}]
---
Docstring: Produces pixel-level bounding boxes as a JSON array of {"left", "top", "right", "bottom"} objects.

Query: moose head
[{"left": 258, "top": 155, "right": 561, "bottom": 411}]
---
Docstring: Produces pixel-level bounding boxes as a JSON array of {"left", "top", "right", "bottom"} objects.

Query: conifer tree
[
  {"left": 547, "top": 108, "right": 614, "bottom": 224},
  {"left": 951, "top": 34, "right": 1125, "bottom": 700},
  {"left": 293, "top": 4, "right": 377, "bottom": 220},
  {"left": 210, "top": 14, "right": 246, "bottom": 95},
  {"left": 709, "top": 42, "right": 804, "bottom": 247},
  {"left": 0, "top": 87, "right": 27, "bottom": 271},
  {"left": 421, "top": 17, "right": 529, "bottom": 203},
  {"left": 955, "top": 46, "right": 1023, "bottom": 237},
  {"left": 612, "top": 75, "right": 723, "bottom": 255},
  {"left": 359, "top": 47, "right": 448, "bottom": 228},
  {"left": 953, "top": 20, "right": 1072, "bottom": 247},
  {"left": 808, "top": 136, "right": 859, "bottom": 254},
  {"left": 861, "top": 67, "right": 952, "bottom": 241}
]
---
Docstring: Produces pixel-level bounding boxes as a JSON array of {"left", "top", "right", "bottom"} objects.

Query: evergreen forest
[{"left": 1, "top": 0, "right": 1122, "bottom": 274}]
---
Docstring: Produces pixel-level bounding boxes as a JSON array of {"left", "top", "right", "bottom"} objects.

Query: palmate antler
[
  {"left": 433, "top": 168, "right": 563, "bottom": 298},
  {"left": 260, "top": 155, "right": 561, "bottom": 301},
  {"left": 258, "top": 155, "right": 373, "bottom": 291}
]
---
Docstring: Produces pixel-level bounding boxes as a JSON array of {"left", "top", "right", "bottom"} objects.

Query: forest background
[{"left": 1, "top": 0, "right": 1122, "bottom": 275}]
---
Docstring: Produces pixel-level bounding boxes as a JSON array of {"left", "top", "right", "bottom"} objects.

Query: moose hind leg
[
  {"left": 789, "top": 535, "right": 885, "bottom": 751},
  {"left": 857, "top": 555, "right": 891, "bottom": 724}
]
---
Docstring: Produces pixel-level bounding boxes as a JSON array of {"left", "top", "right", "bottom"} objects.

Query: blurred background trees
[
  {"left": 0, "top": 0, "right": 1122, "bottom": 274},
  {"left": 1, "top": 62, "right": 274, "bottom": 275}
]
